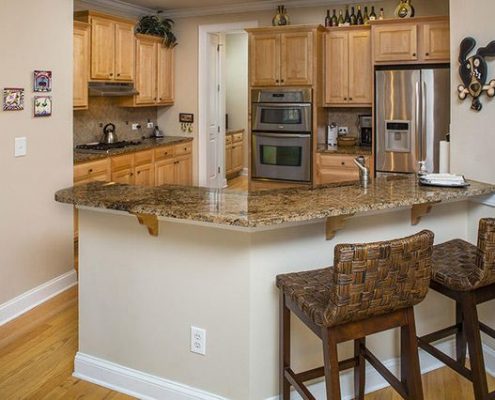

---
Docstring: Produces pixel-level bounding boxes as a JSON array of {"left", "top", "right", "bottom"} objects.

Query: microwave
[{"left": 251, "top": 88, "right": 312, "bottom": 133}]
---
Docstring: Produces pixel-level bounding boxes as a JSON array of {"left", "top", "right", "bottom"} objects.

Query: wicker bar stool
[
  {"left": 418, "top": 218, "right": 495, "bottom": 400},
  {"left": 276, "top": 230, "right": 434, "bottom": 400}
]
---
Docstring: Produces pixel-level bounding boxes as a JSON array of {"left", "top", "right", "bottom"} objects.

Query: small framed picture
[
  {"left": 3, "top": 88, "right": 24, "bottom": 111},
  {"left": 34, "top": 96, "right": 52, "bottom": 117},
  {"left": 34, "top": 70, "right": 52, "bottom": 92},
  {"left": 179, "top": 113, "right": 194, "bottom": 123}
]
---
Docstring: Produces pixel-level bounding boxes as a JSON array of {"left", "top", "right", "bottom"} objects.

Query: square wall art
[
  {"left": 34, "top": 70, "right": 52, "bottom": 92},
  {"left": 34, "top": 96, "right": 52, "bottom": 117},
  {"left": 3, "top": 88, "right": 24, "bottom": 111}
]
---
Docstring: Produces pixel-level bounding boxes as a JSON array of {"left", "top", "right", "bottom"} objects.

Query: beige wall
[
  {"left": 157, "top": 0, "right": 449, "bottom": 183},
  {"left": 226, "top": 33, "right": 249, "bottom": 169},
  {"left": 0, "top": 1, "right": 74, "bottom": 304},
  {"left": 450, "top": 0, "right": 495, "bottom": 184}
]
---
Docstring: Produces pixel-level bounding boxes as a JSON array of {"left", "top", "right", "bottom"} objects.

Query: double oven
[{"left": 251, "top": 88, "right": 312, "bottom": 183}]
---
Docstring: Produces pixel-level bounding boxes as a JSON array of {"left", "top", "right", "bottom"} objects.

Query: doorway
[{"left": 198, "top": 21, "right": 257, "bottom": 188}]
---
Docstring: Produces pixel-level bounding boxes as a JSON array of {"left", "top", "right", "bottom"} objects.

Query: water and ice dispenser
[{"left": 385, "top": 121, "right": 411, "bottom": 153}]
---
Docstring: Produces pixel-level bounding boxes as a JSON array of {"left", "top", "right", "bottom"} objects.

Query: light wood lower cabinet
[
  {"left": 225, "top": 131, "right": 244, "bottom": 178},
  {"left": 316, "top": 153, "right": 370, "bottom": 185},
  {"left": 135, "top": 163, "right": 155, "bottom": 186},
  {"left": 155, "top": 159, "right": 176, "bottom": 185},
  {"left": 154, "top": 143, "right": 193, "bottom": 186}
]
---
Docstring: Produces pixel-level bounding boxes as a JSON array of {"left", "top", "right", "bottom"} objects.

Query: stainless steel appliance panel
[
  {"left": 422, "top": 68, "right": 450, "bottom": 173},
  {"left": 252, "top": 88, "right": 312, "bottom": 103},
  {"left": 376, "top": 69, "right": 420, "bottom": 173},
  {"left": 252, "top": 103, "right": 312, "bottom": 133},
  {"left": 252, "top": 132, "right": 311, "bottom": 182}
]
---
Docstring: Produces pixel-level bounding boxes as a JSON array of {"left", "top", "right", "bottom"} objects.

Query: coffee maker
[{"left": 358, "top": 115, "right": 372, "bottom": 147}]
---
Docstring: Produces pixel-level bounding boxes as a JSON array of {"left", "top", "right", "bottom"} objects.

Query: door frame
[{"left": 198, "top": 21, "right": 258, "bottom": 187}]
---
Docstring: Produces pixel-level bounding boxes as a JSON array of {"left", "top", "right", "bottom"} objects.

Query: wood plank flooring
[{"left": 1, "top": 286, "right": 494, "bottom": 399}]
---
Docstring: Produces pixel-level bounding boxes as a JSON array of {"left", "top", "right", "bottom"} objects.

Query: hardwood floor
[{"left": 1, "top": 286, "right": 494, "bottom": 399}]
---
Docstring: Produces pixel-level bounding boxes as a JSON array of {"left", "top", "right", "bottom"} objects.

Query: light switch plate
[{"left": 14, "top": 137, "right": 27, "bottom": 157}]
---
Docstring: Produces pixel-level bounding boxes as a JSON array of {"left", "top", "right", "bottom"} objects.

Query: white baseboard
[
  {"left": 240, "top": 168, "right": 249, "bottom": 177},
  {"left": 0, "top": 270, "right": 78, "bottom": 326},
  {"left": 74, "top": 353, "right": 230, "bottom": 400}
]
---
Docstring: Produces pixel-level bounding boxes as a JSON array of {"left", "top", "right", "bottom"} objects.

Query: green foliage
[{"left": 136, "top": 15, "right": 177, "bottom": 48}]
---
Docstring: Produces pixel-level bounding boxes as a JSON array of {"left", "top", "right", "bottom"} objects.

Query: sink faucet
[{"left": 354, "top": 156, "right": 370, "bottom": 188}]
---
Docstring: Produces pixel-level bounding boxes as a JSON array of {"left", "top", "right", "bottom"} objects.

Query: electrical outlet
[
  {"left": 132, "top": 123, "right": 141, "bottom": 130},
  {"left": 191, "top": 326, "right": 206, "bottom": 355},
  {"left": 146, "top": 122, "right": 154, "bottom": 128},
  {"left": 338, "top": 126, "right": 349, "bottom": 135},
  {"left": 14, "top": 137, "right": 27, "bottom": 157}
]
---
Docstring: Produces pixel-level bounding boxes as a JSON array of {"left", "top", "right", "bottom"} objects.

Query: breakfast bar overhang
[{"left": 56, "top": 176, "right": 495, "bottom": 400}]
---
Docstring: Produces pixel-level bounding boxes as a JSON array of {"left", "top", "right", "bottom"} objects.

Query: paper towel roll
[{"left": 439, "top": 141, "right": 450, "bottom": 174}]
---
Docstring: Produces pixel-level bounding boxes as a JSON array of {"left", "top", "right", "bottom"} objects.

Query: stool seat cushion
[{"left": 431, "top": 239, "right": 495, "bottom": 291}]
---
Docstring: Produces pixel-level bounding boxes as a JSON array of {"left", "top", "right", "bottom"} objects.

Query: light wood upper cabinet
[
  {"left": 136, "top": 37, "right": 157, "bottom": 105},
  {"left": 423, "top": 21, "right": 450, "bottom": 61},
  {"left": 248, "top": 26, "right": 320, "bottom": 87},
  {"left": 372, "top": 17, "right": 450, "bottom": 64},
  {"left": 73, "top": 22, "right": 90, "bottom": 110},
  {"left": 115, "top": 22, "right": 135, "bottom": 81},
  {"left": 325, "top": 27, "right": 371, "bottom": 106},
  {"left": 157, "top": 46, "right": 175, "bottom": 104},
  {"left": 280, "top": 32, "right": 313, "bottom": 86},
  {"left": 373, "top": 24, "right": 418, "bottom": 63},
  {"left": 250, "top": 33, "right": 280, "bottom": 87},
  {"left": 75, "top": 11, "right": 135, "bottom": 82}
]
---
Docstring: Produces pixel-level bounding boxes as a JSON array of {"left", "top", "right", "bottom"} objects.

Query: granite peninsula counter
[{"left": 60, "top": 176, "right": 495, "bottom": 400}]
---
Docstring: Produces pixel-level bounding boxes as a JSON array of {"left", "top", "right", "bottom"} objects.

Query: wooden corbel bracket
[
  {"left": 411, "top": 201, "right": 441, "bottom": 226},
  {"left": 132, "top": 213, "right": 159, "bottom": 236},
  {"left": 326, "top": 214, "right": 355, "bottom": 240}
]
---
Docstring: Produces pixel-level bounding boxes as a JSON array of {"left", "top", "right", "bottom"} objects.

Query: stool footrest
[
  {"left": 417, "top": 338, "right": 472, "bottom": 381},
  {"left": 284, "top": 368, "right": 316, "bottom": 400},
  {"left": 480, "top": 322, "right": 495, "bottom": 340},
  {"left": 419, "top": 324, "right": 461, "bottom": 344},
  {"left": 294, "top": 357, "right": 359, "bottom": 383},
  {"left": 363, "top": 347, "right": 408, "bottom": 399}
]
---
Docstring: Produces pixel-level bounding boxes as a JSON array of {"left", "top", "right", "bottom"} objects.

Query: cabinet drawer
[
  {"left": 318, "top": 154, "right": 367, "bottom": 169},
  {"left": 175, "top": 142, "right": 192, "bottom": 156},
  {"left": 154, "top": 145, "right": 175, "bottom": 161},
  {"left": 74, "top": 159, "right": 110, "bottom": 182},
  {"left": 134, "top": 150, "right": 153, "bottom": 166},
  {"left": 111, "top": 153, "right": 134, "bottom": 171},
  {"left": 225, "top": 135, "right": 233, "bottom": 145},
  {"left": 233, "top": 132, "right": 243, "bottom": 143},
  {"left": 318, "top": 168, "right": 359, "bottom": 184}
]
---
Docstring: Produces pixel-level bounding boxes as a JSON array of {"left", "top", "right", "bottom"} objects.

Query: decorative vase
[
  {"left": 394, "top": 0, "right": 415, "bottom": 18},
  {"left": 272, "top": 5, "right": 289, "bottom": 26}
]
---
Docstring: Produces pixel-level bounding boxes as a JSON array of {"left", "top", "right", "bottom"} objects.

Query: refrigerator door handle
[
  {"left": 415, "top": 81, "right": 422, "bottom": 163},
  {"left": 422, "top": 80, "right": 427, "bottom": 162}
]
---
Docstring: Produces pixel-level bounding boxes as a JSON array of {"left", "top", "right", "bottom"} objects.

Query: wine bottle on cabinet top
[
  {"left": 356, "top": 6, "right": 364, "bottom": 25},
  {"left": 344, "top": 5, "right": 351, "bottom": 26},
  {"left": 331, "top": 9, "right": 338, "bottom": 27},
  {"left": 369, "top": 6, "right": 377, "bottom": 21},
  {"left": 325, "top": 9, "right": 331, "bottom": 27}
]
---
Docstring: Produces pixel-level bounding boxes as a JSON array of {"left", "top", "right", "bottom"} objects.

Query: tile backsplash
[
  {"left": 326, "top": 107, "right": 372, "bottom": 138},
  {"left": 73, "top": 97, "right": 158, "bottom": 146}
]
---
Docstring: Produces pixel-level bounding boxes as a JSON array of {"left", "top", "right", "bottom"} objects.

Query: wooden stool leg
[
  {"left": 456, "top": 301, "right": 467, "bottom": 367},
  {"left": 462, "top": 292, "right": 489, "bottom": 400},
  {"left": 401, "top": 307, "right": 424, "bottom": 400},
  {"left": 279, "top": 293, "right": 291, "bottom": 400},
  {"left": 354, "top": 338, "right": 366, "bottom": 400},
  {"left": 322, "top": 327, "right": 341, "bottom": 400}
]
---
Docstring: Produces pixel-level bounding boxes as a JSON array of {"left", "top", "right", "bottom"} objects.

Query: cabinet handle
[
  {"left": 341, "top": 162, "right": 345, "bottom": 166},
  {"left": 276, "top": 79, "right": 279, "bottom": 83},
  {"left": 349, "top": 97, "right": 353, "bottom": 101},
  {"left": 137, "top": 171, "right": 141, "bottom": 175},
  {"left": 109, "top": 73, "right": 113, "bottom": 77},
  {"left": 425, "top": 52, "right": 430, "bottom": 56},
  {"left": 281, "top": 79, "right": 285, "bottom": 83},
  {"left": 89, "top": 169, "right": 93, "bottom": 173},
  {"left": 117, "top": 73, "right": 121, "bottom": 77},
  {"left": 344, "top": 97, "right": 347, "bottom": 101},
  {"left": 412, "top": 53, "right": 416, "bottom": 57},
  {"left": 159, "top": 97, "right": 162, "bottom": 101}
]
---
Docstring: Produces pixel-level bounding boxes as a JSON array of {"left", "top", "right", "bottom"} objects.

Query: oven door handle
[
  {"left": 253, "top": 132, "right": 311, "bottom": 138},
  {"left": 254, "top": 103, "right": 311, "bottom": 108}
]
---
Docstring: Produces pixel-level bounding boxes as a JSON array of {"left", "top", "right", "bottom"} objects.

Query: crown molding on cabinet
[{"left": 75, "top": 0, "right": 376, "bottom": 19}]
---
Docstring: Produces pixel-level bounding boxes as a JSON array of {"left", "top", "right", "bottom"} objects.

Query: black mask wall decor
[{"left": 458, "top": 37, "right": 495, "bottom": 111}]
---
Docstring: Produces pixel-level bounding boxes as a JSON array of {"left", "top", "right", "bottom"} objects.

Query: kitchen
[{"left": 2, "top": 0, "right": 495, "bottom": 400}]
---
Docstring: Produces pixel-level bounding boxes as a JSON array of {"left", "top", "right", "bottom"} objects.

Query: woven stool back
[
  {"left": 476, "top": 218, "right": 495, "bottom": 285},
  {"left": 323, "top": 230, "right": 434, "bottom": 326}
]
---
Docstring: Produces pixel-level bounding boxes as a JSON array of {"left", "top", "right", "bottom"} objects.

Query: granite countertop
[
  {"left": 55, "top": 176, "right": 495, "bottom": 228},
  {"left": 317, "top": 144, "right": 372, "bottom": 156},
  {"left": 74, "top": 136, "right": 193, "bottom": 164}
]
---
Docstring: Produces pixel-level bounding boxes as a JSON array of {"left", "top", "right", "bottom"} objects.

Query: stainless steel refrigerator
[{"left": 375, "top": 67, "right": 450, "bottom": 174}]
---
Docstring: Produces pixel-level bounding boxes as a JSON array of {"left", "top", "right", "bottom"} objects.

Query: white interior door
[{"left": 206, "top": 33, "right": 224, "bottom": 188}]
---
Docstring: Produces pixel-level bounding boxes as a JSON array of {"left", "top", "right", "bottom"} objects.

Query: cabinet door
[
  {"left": 111, "top": 168, "right": 134, "bottom": 185},
  {"left": 135, "top": 39, "right": 157, "bottom": 105},
  {"left": 423, "top": 21, "right": 450, "bottom": 61},
  {"left": 73, "top": 23, "right": 89, "bottom": 109},
  {"left": 175, "top": 155, "right": 193, "bottom": 186},
  {"left": 348, "top": 30, "right": 372, "bottom": 105},
  {"left": 250, "top": 33, "right": 280, "bottom": 86},
  {"left": 74, "top": 159, "right": 110, "bottom": 183},
  {"left": 157, "top": 46, "right": 175, "bottom": 104},
  {"left": 114, "top": 22, "right": 135, "bottom": 81},
  {"left": 225, "top": 143, "right": 233, "bottom": 175},
  {"left": 231, "top": 143, "right": 244, "bottom": 173},
  {"left": 135, "top": 163, "right": 155, "bottom": 186},
  {"left": 90, "top": 17, "right": 115, "bottom": 80},
  {"left": 280, "top": 32, "right": 313, "bottom": 86},
  {"left": 325, "top": 32, "right": 349, "bottom": 104},
  {"left": 155, "top": 159, "right": 176, "bottom": 186},
  {"left": 373, "top": 24, "right": 418, "bottom": 62}
]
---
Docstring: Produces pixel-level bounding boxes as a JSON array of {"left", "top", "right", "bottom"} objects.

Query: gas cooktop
[{"left": 74, "top": 141, "right": 142, "bottom": 154}]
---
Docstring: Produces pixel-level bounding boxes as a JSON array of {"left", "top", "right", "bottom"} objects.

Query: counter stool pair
[{"left": 276, "top": 218, "right": 495, "bottom": 400}]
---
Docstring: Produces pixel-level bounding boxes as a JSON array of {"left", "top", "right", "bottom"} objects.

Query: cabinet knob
[
  {"left": 137, "top": 171, "right": 141, "bottom": 175},
  {"left": 117, "top": 73, "right": 121, "bottom": 77},
  {"left": 341, "top": 162, "right": 345, "bottom": 166},
  {"left": 109, "top": 73, "right": 113, "bottom": 77},
  {"left": 344, "top": 97, "right": 347, "bottom": 101},
  {"left": 276, "top": 79, "right": 279, "bottom": 83},
  {"left": 89, "top": 169, "right": 93, "bottom": 173},
  {"left": 412, "top": 53, "right": 416, "bottom": 57},
  {"left": 425, "top": 52, "right": 430, "bottom": 56},
  {"left": 281, "top": 79, "right": 285, "bottom": 83},
  {"left": 154, "top": 97, "right": 157, "bottom": 101},
  {"left": 159, "top": 97, "right": 162, "bottom": 101},
  {"left": 349, "top": 97, "right": 353, "bottom": 101}
]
